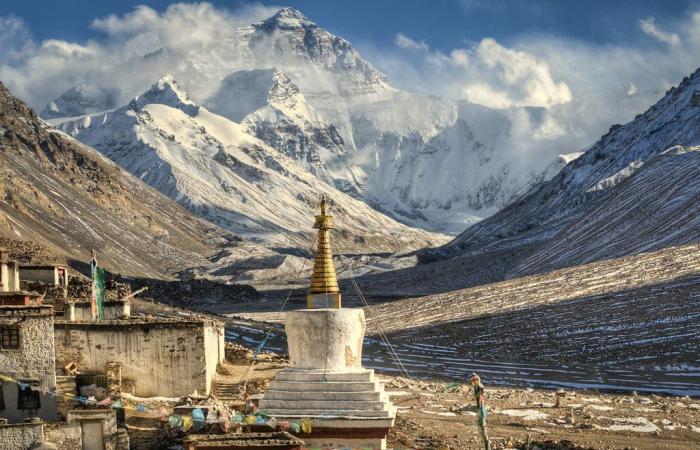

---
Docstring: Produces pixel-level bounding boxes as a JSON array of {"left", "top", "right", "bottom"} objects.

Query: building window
[
  {"left": 18, "top": 383, "right": 40, "bottom": 410},
  {"left": 0, "top": 382, "right": 4, "bottom": 411},
  {"left": 0, "top": 327, "right": 19, "bottom": 350}
]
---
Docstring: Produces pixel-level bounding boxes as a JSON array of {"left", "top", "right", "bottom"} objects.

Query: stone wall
[
  {"left": 54, "top": 319, "right": 225, "bottom": 397},
  {"left": 0, "top": 306, "right": 57, "bottom": 423},
  {"left": 44, "top": 422, "right": 82, "bottom": 450},
  {"left": 0, "top": 422, "right": 43, "bottom": 450}
]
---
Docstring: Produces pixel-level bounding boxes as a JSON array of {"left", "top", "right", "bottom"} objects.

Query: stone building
[
  {"left": 0, "top": 249, "right": 20, "bottom": 292},
  {"left": 0, "top": 421, "right": 44, "bottom": 450},
  {"left": 66, "top": 298, "right": 131, "bottom": 322},
  {"left": 54, "top": 317, "right": 225, "bottom": 397},
  {"left": 0, "top": 304, "right": 58, "bottom": 423},
  {"left": 18, "top": 265, "right": 69, "bottom": 288},
  {"left": 0, "top": 409, "right": 129, "bottom": 450}
]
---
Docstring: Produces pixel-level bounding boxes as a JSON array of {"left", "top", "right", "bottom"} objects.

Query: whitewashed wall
[{"left": 54, "top": 320, "right": 224, "bottom": 397}]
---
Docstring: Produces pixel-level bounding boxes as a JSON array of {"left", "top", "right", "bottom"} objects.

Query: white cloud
[
  {"left": 639, "top": 17, "right": 681, "bottom": 46},
  {"left": 462, "top": 38, "right": 572, "bottom": 108},
  {"left": 394, "top": 33, "right": 428, "bottom": 51},
  {"left": 0, "top": 3, "right": 280, "bottom": 109}
]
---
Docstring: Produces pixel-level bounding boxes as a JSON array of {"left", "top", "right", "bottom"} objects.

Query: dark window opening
[
  {"left": 0, "top": 327, "right": 20, "bottom": 350},
  {"left": 18, "top": 384, "right": 40, "bottom": 410},
  {"left": 0, "top": 382, "right": 5, "bottom": 411}
]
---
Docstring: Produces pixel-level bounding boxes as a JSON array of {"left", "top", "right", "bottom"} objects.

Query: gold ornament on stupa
[{"left": 307, "top": 195, "right": 341, "bottom": 308}]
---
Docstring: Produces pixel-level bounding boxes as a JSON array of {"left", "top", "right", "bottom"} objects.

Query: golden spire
[{"left": 307, "top": 194, "right": 341, "bottom": 308}]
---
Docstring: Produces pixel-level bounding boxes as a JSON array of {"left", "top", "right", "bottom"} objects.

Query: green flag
[
  {"left": 90, "top": 257, "right": 105, "bottom": 321},
  {"left": 94, "top": 266, "right": 105, "bottom": 320}
]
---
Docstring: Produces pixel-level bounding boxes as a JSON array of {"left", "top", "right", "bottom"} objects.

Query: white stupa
[{"left": 259, "top": 196, "right": 396, "bottom": 449}]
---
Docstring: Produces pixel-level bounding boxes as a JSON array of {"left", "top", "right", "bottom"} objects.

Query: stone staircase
[
  {"left": 259, "top": 369, "right": 395, "bottom": 420},
  {"left": 212, "top": 379, "right": 242, "bottom": 401},
  {"left": 55, "top": 375, "right": 78, "bottom": 419}
]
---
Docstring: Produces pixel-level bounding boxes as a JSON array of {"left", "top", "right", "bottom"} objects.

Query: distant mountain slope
[
  {"left": 430, "top": 68, "right": 700, "bottom": 263},
  {"left": 512, "top": 146, "right": 700, "bottom": 276},
  {"left": 367, "top": 243, "right": 699, "bottom": 334},
  {"left": 0, "top": 81, "right": 236, "bottom": 278},
  {"left": 54, "top": 76, "right": 445, "bottom": 253}
]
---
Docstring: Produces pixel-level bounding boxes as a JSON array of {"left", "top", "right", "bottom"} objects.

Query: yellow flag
[
  {"left": 182, "top": 416, "right": 193, "bottom": 432},
  {"left": 301, "top": 417, "right": 312, "bottom": 433}
]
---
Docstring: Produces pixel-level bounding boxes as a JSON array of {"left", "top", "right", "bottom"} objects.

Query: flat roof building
[
  {"left": 19, "top": 265, "right": 69, "bottom": 288},
  {"left": 54, "top": 317, "right": 225, "bottom": 398}
]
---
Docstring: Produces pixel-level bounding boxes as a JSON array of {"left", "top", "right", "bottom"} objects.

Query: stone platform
[
  {"left": 260, "top": 369, "right": 394, "bottom": 449},
  {"left": 260, "top": 368, "right": 395, "bottom": 421},
  {"left": 260, "top": 308, "right": 396, "bottom": 449}
]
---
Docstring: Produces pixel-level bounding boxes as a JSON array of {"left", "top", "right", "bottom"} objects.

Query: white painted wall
[
  {"left": 54, "top": 320, "right": 224, "bottom": 397},
  {"left": 0, "top": 262, "right": 20, "bottom": 292},
  {"left": 286, "top": 308, "right": 365, "bottom": 370}
]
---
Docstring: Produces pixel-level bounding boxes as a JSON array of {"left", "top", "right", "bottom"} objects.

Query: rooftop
[
  {"left": 54, "top": 316, "right": 223, "bottom": 329},
  {"left": 0, "top": 304, "right": 53, "bottom": 316},
  {"left": 19, "top": 264, "right": 67, "bottom": 269}
]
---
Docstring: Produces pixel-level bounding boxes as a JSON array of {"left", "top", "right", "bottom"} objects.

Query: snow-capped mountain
[
  {"left": 41, "top": 83, "right": 120, "bottom": 119},
  {"left": 431, "top": 67, "right": 700, "bottom": 269},
  {"left": 204, "top": 68, "right": 361, "bottom": 194},
  {"left": 54, "top": 75, "right": 444, "bottom": 253},
  {"left": 0, "top": 80, "right": 235, "bottom": 278},
  {"left": 42, "top": 7, "right": 573, "bottom": 234}
]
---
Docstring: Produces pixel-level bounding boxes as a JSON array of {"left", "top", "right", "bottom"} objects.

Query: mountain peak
[
  {"left": 40, "top": 83, "right": 120, "bottom": 119},
  {"left": 260, "top": 7, "right": 314, "bottom": 30},
  {"left": 129, "top": 75, "right": 199, "bottom": 116}
]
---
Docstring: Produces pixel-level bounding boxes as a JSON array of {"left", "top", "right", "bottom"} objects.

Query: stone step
[
  {"left": 273, "top": 369, "right": 375, "bottom": 383},
  {"left": 263, "top": 389, "right": 386, "bottom": 402},
  {"left": 259, "top": 408, "right": 395, "bottom": 418},
  {"left": 215, "top": 382, "right": 241, "bottom": 387},
  {"left": 259, "top": 399, "right": 389, "bottom": 411},
  {"left": 269, "top": 380, "right": 383, "bottom": 392}
]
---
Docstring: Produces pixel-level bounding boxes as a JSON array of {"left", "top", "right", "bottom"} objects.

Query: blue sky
[{"left": 2, "top": 0, "right": 698, "bottom": 52}]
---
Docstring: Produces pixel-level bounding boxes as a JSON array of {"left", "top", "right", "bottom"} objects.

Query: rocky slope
[
  {"left": 428, "top": 68, "right": 700, "bottom": 268},
  {"left": 0, "top": 81, "right": 237, "bottom": 278},
  {"left": 54, "top": 75, "right": 444, "bottom": 253},
  {"left": 42, "top": 7, "right": 576, "bottom": 234},
  {"left": 512, "top": 145, "right": 700, "bottom": 276}
]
